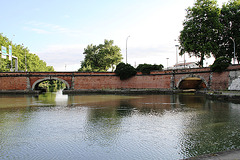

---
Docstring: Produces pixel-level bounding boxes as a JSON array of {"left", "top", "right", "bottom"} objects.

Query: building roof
[{"left": 174, "top": 62, "right": 196, "bottom": 67}]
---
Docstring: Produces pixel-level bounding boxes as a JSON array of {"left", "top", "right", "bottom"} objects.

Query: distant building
[{"left": 173, "top": 62, "right": 198, "bottom": 69}]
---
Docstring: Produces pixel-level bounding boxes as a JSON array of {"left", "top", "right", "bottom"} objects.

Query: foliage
[
  {"left": 210, "top": 56, "right": 231, "bottom": 72},
  {"left": 217, "top": 0, "right": 240, "bottom": 62},
  {"left": 179, "top": 0, "right": 222, "bottom": 67},
  {"left": 38, "top": 80, "right": 66, "bottom": 92},
  {"left": 136, "top": 63, "right": 164, "bottom": 74},
  {"left": 115, "top": 63, "right": 137, "bottom": 80},
  {"left": 78, "top": 40, "right": 122, "bottom": 72},
  {"left": 0, "top": 33, "right": 54, "bottom": 72}
]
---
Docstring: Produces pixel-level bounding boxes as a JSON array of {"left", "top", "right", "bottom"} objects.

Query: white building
[{"left": 173, "top": 62, "right": 198, "bottom": 69}]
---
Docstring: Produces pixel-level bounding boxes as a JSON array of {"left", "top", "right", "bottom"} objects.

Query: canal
[{"left": 0, "top": 91, "right": 240, "bottom": 159}]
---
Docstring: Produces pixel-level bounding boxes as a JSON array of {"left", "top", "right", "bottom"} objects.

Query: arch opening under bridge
[
  {"left": 32, "top": 77, "right": 70, "bottom": 91},
  {"left": 177, "top": 75, "right": 208, "bottom": 90}
]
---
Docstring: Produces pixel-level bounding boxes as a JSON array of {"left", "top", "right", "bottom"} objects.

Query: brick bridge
[{"left": 1, "top": 65, "right": 240, "bottom": 93}]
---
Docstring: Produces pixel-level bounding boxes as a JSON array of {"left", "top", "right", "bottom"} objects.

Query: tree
[
  {"left": 0, "top": 33, "right": 54, "bottom": 72},
  {"left": 115, "top": 63, "right": 137, "bottom": 80},
  {"left": 179, "top": 0, "right": 222, "bottom": 67},
  {"left": 210, "top": 56, "right": 231, "bottom": 72},
  {"left": 136, "top": 63, "right": 164, "bottom": 74},
  {"left": 79, "top": 40, "right": 122, "bottom": 72},
  {"left": 218, "top": 0, "right": 240, "bottom": 63}
]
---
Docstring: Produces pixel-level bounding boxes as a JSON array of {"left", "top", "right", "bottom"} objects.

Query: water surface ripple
[{"left": 1, "top": 92, "right": 240, "bottom": 159}]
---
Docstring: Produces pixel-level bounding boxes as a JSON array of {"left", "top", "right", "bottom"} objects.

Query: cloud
[
  {"left": 36, "top": 44, "right": 86, "bottom": 71},
  {"left": 64, "top": 15, "right": 70, "bottom": 18},
  {"left": 30, "top": 28, "right": 51, "bottom": 34},
  {"left": 25, "top": 21, "right": 83, "bottom": 37}
]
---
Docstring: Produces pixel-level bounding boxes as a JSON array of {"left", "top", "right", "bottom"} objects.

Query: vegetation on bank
[
  {"left": 136, "top": 64, "right": 164, "bottom": 75},
  {"left": 210, "top": 56, "right": 231, "bottom": 72},
  {"left": 115, "top": 63, "right": 164, "bottom": 80},
  {"left": 0, "top": 33, "right": 54, "bottom": 72},
  {"left": 78, "top": 39, "right": 122, "bottom": 72},
  {"left": 115, "top": 63, "right": 137, "bottom": 80}
]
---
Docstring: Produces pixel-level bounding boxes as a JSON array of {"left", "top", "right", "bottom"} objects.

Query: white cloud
[
  {"left": 30, "top": 28, "right": 51, "bottom": 34},
  {"left": 36, "top": 44, "right": 85, "bottom": 71},
  {"left": 64, "top": 15, "right": 70, "bottom": 18},
  {"left": 25, "top": 21, "right": 84, "bottom": 37}
]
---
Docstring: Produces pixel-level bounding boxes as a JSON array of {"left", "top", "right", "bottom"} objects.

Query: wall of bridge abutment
[{"left": 1, "top": 65, "right": 240, "bottom": 93}]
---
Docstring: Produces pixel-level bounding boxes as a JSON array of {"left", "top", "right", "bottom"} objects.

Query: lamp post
[
  {"left": 166, "top": 58, "right": 169, "bottom": 69},
  {"left": 230, "top": 37, "right": 236, "bottom": 64},
  {"left": 22, "top": 43, "right": 27, "bottom": 72},
  {"left": 184, "top": 52, "right": 186, "bottom": 68},
  {"left": 10, "top": 35, "right": 15, "bottom": 71},
  {"left": 175, "top": 45, "right": 179, "bottom": 65},
  {"left": 126, "top": 35, "right": 130, "bottom": 64}
]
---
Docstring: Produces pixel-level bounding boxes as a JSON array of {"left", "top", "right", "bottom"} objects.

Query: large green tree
[
  {"left": 0, "top": 33, "right": 54, "bottom": 72},
  {"left": 79, "top": 40, "right": 122, "bottom": 72},
  {"left": 218, "top": 0, "right": 240, "bottom": 63},
  {"left": 179, "top": 0, "right": 222, "bottom": 67}
]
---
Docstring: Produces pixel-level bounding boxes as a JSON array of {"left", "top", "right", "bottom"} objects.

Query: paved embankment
[
  {"left": 202, "top": 90, "right": 240, "bottom": 103},
  {"left": 62, "top": 89, "right": 181, "bottom": 95},
  {"left": 185, "top": 149, "right": 240, "bottom": 160},
  {"left": 0, "top": 90, "right": 40, "bottom": 94}
]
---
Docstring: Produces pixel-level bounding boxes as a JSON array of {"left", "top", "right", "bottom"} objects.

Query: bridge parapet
[{"left": 1, "top": 65, "right": 240, "bottom": 93}]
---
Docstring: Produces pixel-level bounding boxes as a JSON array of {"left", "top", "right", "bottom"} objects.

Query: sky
[{"left": 0, "top": 0, "right": 228, "bottom": 71}]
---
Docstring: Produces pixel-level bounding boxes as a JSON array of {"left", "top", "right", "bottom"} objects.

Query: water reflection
[{"left": 0, "top": 92, "right": 240, "bottom": 159}]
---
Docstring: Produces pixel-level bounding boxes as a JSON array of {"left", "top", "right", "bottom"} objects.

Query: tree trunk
[{"left": 199, "top": 53, "right": 205, "bottom": 67}]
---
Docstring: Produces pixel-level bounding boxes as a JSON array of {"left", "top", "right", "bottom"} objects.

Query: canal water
[{"left": 1, "top": 91, "right": 240, "bottom": 160}]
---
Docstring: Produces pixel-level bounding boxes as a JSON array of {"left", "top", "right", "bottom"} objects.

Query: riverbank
[
  {"left": 62, "top": 88, "right": 181, "bottom": 95},
  {"left": 199, "top": 90, "right": 240, "bottom": 103},
  {"left": 185, "top": 149, "right": 240, "bottom": 160},
  {"left": 0, "top": 90, "right": 40, "bottom": 94}
]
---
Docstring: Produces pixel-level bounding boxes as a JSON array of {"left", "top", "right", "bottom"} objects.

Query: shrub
[
  {"left": 115, "top": 63, "right": 137, "bottom": 80},
  {"left": 210, "top": 57, "right": 231, "bottom": 72},
  {"left": 136, "top": 63, "right": 164, "bottom": 74}
]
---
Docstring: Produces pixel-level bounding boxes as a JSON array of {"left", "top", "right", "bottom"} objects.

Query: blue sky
[{"left": 1, "top": 0, "right": 228, "bottom": 71}]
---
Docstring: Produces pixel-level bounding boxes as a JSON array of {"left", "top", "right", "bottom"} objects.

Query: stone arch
[
  {"left": 32, "top": 77, "right": 70, "bottom": 90},
  {"left": 177, "top": 74, "right": 208, "bottom": 90}
]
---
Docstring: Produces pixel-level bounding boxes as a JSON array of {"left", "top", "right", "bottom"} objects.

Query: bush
[
  {"left": 115, "top": 63, "right": 137, "bottom": 80},
  {"left": 210, "top": 57, "right": 231, "bottom": 72},
  {"left": 136, "top": 63, "right": 164, "bottom": 74}
]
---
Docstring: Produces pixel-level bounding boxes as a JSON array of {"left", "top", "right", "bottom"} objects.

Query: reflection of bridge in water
[{"left": 1, "top": 65, "right": 240, "bottom": 93}]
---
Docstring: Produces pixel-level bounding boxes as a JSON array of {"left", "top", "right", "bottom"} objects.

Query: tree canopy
[
  {"left": 115, "top": 63, "right": 137, "bottom": 80},
  {"left": 78, "top": 40, "right": 122, "bottom": 72},
  {"left": 136, "top": 63, "right": 164, "bottom": 74},
  {"left": 210, "top": 56, "right": 231, "bottom": 72},
  {"left": 115, "top": 63, "right": 164, "bottom": 80},
  {"left": 179, "top": 0, "right": 222, "bottom": 67},
  {"left": 218, "top": 0, "right": 240, "bottom": 62},
  {"left": 179, "top": 0, "right": 240, "bottom": 66},
  {"left": 0, "top": 33, "right": 54, "bottom": 72}
]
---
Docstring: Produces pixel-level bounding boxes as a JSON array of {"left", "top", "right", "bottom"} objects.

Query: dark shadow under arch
[{"left": 177, "top": 75, "right": 208, "bottom": 90}]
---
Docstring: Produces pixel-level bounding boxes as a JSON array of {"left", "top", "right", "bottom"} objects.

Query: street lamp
[
  {"left": 126, "top": 35, "right": 130, "bottom": 64},
  {"left": 166, "top": 58, "right": 169, "bottom": 69},
  {"left": 230, "top": 37, "right": 236, "bottom": 64},
  {"left": 175, "top": 45, "right": 179, "bottom": 65},
  {"left": 10, "top": 35, "right": 15, "bottom": 71},
  {"left": 22, "top": 43, "right": 27, "bottom": 72}
]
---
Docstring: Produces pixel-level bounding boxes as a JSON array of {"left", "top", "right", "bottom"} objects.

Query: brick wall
[
  {"left": 1, "top": 65, "right": 240, "bottom": 91},
  {"left": 211, "top": 71, "right": 230, "bottom": 90},
  {"left": 0, "top": 77, "right": 27, "bottom": 90}
]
